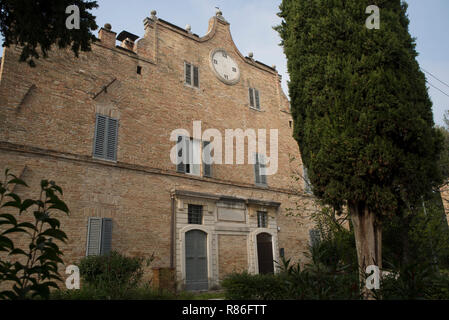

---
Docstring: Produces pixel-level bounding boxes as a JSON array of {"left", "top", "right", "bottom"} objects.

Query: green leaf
[
  {"left": 1, "top": 227, "right": 29, "bottom": 236},
  {"left": 48, "top": 201, "right": 69, "bottom": 214},
  {"left": 0, "top": 236, "right": 14, "bottom": 250},
  {"left": 20, "top": 199, "right": 36, "bottom": 213},
  {"left": 41, "top": 180, "right": 49, "bottom": 189},
  {"left": 9, "top": 248, "right": 30, "bottom": 258},
  {"left": 0, "top": 214, "right": 17, "bottom": 225},
  {"left": 40, "top": 229, "right": 67, "bottom": 241},
  {"left": 5, "top": 192, "right": 21, "bottom": 203},
  {"left": 1, "top": 202, "right": 22, "bottom": 210},
  {"left": 16, "top": 222, "right": 37, "bottom": 231},
  {"left": 7, "top": 178, "right": 28, "bottom": 188},
  {"left": 52, "top": 185, "right": 63, "bottom": 195}
]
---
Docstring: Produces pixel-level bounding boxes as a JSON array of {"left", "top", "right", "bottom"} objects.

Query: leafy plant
[
  {"left": 78, "top": 251, "right": 154, "bottom": 299},
  {"left": 0, "top": 169, "right": 69, "bottom": 300}
]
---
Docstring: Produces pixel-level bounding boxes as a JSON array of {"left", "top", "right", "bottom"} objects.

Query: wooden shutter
[
  {"left": 100, "top": 218, "right": 113, "bottom": 255},
  {"left": 86, "top": 217, "right": 102, "bottom": 256},
  {"left": 249, "top": 88, "right": 255, "bottom": 107},
  {"left": 193, "top": 66, "right": 199, "bottom": 88},
  {"left": 203, "top": 141, "right": 212, "bottom": 177},
  {"left": 255, "top": 89, "right": 260, "bottom": 109},
  {"left": 177, "top": 136, "right": 186, "bottom": 173},
  {"left": 185, "top": 63, "right": 192, "bottom": 85},
  {"left": 106, "top": 118, "right": 118, "bottom": 161},
  {"left": 93, "top": 115, "right": 107, "bottom": 158},
  {"left": 254, "top": 154, "right": 261, "bottom": 184}
]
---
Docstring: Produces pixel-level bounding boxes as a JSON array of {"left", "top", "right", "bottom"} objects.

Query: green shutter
[
  {"left": 249, "top": 88, "right": 255, "bottom": 107},
  {"left": 193, "top": 66, "right": 199, "bottom": 88},
  {"left": 106, "top": 118, "right": 118, "bottom": 161},
  {"left": 100, "top": 218, "right": 113, "bottom": 255},
  {"left": 185, "top": 63, "right": 192, "bottom": 85},
  {"left": 254, "top": 154, "right": 261, "bottom": 184},
  {"left": 255, "top": 89, "right": 260, "bottom": 109},
  {"left": 93, "top": 115, "right": 106, "bottom": 158}
]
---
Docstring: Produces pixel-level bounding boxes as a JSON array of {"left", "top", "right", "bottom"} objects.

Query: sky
[{"left": 1, "top": 0, "right": 448, "bottom": 125}]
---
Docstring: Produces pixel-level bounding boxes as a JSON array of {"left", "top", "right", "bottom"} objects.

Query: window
[
  {"left": 303, "top": 166, "right": 312, "bottom": 194},
  {"left": 177, "top": 136, "right": 212, "bottom": 177},
  {"left": 188, "top": 205, "right": 203, "bottom": 225},
  {"left": 86, "top": 217, "right": 113, "bottom": 256},
  {"left": 254, "top": 153, "right": 267, "bottom": 186},
  {"left": 249, "top": 88, "right": 260, "bottom": 110},
  {"left": 93, "top": 114, "right": 119, "bottom": 161},
  {"left": 257, "top": 211, "right": 268, "bottom": 228},
  {"left": 185, "top": 62, "right": 199, "bottom": 88},
  {"left": 137, "top": 66, "right": 142, "bottom": 74}
]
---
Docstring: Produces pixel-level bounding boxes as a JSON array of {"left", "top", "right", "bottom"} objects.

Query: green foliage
[
  {"left": 0, "top": 169, "right": 69, "bottom": 300},
  {"left": 375, "top": 263, "right": 449, "bottom": 300},
  {"left": 222, "top": 258, "right": 361, "bottom": 300},
  {"left": 78, "top": 251, "right": 153, "bottom": 299},
  {"left": 0, "top": 0, "right": 98, "bottom": 67},
  {"left": 383, "top": 192, "right": 449, "bottom": 269},
  {"left": 276, "top": 0, "right": 442, "bottom": 216},
  {"left": 221, "top": 272, "right": 286, "bottom": 300},
  {"left": 51, "top": 284, "right": 190, "bottom": 300}
]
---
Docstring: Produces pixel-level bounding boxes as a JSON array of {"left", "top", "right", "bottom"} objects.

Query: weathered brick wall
[{"left": 218, "top": 235, "right": 248, "bottom": 279}]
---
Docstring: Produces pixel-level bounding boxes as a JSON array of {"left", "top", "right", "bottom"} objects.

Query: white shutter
[
  {"left": 86, "top": 217, "right": 102, "bottom": 256},
  {"left": 203, "top": 141, "right": 212, "bottom": 177}
]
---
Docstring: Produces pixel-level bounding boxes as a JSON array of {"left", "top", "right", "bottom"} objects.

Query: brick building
[{"left": 0, "top": 10, "right": 317, "bottom": 290}]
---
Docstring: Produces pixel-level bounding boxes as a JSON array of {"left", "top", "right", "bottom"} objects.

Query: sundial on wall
[{"left": 210, "top": 49, "right": 240, "bottom": 85}]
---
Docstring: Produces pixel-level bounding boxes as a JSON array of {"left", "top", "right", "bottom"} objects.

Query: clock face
[{"left": 210, "top": 49, "right": 240, "bottom": 85}]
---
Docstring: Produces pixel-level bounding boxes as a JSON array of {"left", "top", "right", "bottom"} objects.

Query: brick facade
[{"left": 0, "top": 11, "right": 317, "bottom": 290}]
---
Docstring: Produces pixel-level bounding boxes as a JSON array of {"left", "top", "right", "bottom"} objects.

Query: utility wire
[
  {"left": 427, "top": 81, "right": 449, "bottom": 98},
  {"left": 421, "top": 67, "right": 449, "bottom": 90}
]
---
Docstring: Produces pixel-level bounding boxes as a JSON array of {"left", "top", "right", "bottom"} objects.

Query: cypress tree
[
  {"left": 0, "top": 0, "right": 98, "bottom": 66},
  {"left": 276, "top": 0, "right": 443, "bottom": 296}
]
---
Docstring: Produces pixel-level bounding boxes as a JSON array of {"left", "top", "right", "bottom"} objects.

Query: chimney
[
  {"left": 117, "top": 31, "right": 139, "bottom": 52},
  {"left": 98, "top": 23, "right": 117, "bottom": 49}
]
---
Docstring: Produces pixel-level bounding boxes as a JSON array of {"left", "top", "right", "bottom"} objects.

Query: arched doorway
[
  {"left": 185, "top": 230, "right": 208, "bottom": 290},
  {"left": 257, "top": 233, "right": 274, "bottom": 274}
]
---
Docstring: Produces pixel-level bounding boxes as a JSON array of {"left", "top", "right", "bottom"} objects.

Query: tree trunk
[{"left": 349, "top": 201, "right": 382, "bottom": 299}]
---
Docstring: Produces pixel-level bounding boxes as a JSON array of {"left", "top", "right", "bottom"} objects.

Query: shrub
[
  {"left": 221, "top": 272, "right": 287, "bottom": 300},
  {"left": 78, "top": 251, "right": 152, "bottom": 299},
  {"left": 222, "top": 256, "right": 361, "bottom": 300}
]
